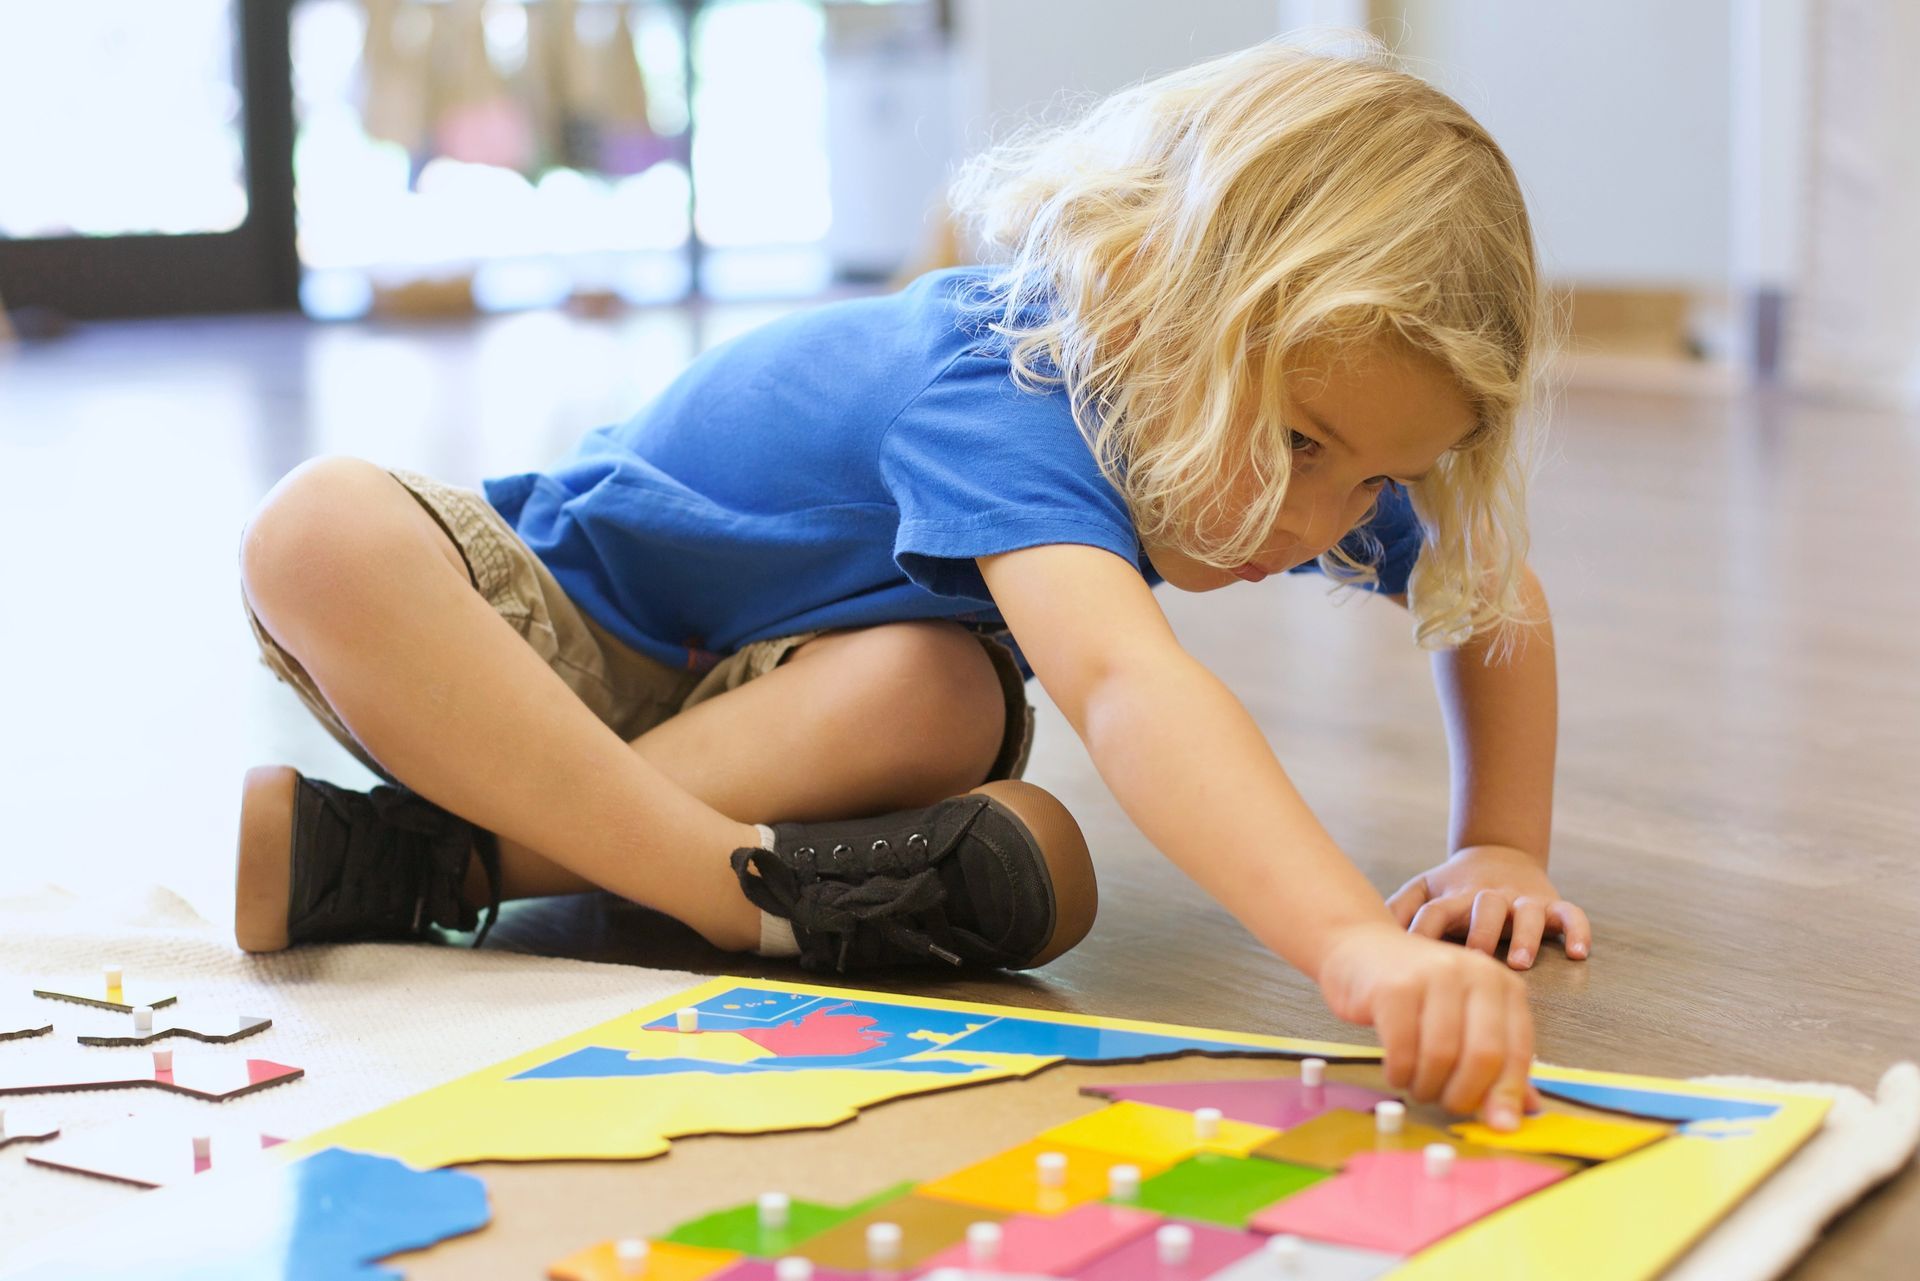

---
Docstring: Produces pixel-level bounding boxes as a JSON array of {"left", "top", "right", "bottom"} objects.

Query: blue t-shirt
[{"left": 484, "top": 267, "right": 1422, "bottom": 675}]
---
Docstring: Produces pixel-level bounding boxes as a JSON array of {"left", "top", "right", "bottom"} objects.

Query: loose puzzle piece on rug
[
  {"left": 0, "top": 1053, "right": 302, "bottom": 1102},
  {"left": 77, "top": 1011, "right": 272, "bottom": 1047},
  {"left": 27, "top": 1117, "right": 286, "bottom": 1187},
  {"left": 32, "top": 977, "right": 176, "bottom": 1014},
  {"left": 0, "top": 1105, "right": 62, "bottom": 1149}
]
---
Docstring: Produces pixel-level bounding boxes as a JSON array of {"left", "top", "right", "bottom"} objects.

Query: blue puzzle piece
[
  {"left": 11, "top": 1148, "right": 490, "bottom": 1281},
  {"left": 523, "top": 985, "right": 1290, "bottom": 1083},
  {"left": 1534, "top": 1078, "right": 1780, "bottom": 1123}
]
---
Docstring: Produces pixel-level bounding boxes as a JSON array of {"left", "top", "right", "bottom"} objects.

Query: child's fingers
[
  {"left": 1463, "top": 890, "right": 1510, "bottom": 955},
  {"left": 1441, "top": 979, "right": 1509, "bottom": 1116},
  {"left": 1410, "top": 972, "right": 1463, "bottom": 1101},
  {"left": 1408, "top": 894, "right": 1468, "bottom": 941},
  {"left": 1373, "top": 983, "right": 1420, "bottom": 1090},
  {"left": 1387, "top": 875, "right": 1430, "bottom": 928},
  {"left": 1506, "top": 897, "right": 1549, "bottom": 969},
  {"left": 1481, "top": 981, "right": 1536, "bottom": 1131},
  {"left": 1548, "top": 900, "right": 1593, "bottom": 959}
]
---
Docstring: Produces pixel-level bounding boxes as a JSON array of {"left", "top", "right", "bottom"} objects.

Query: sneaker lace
[
  {"left": 365, "top": 786, "right": 501, "bottom": 946},
  {"left": 733, "top": 849, "right": 968, "bottom": 971}
]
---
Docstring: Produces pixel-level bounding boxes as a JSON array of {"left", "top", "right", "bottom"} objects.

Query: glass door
[{"left": 0, "top": 0, "right": 299, "bottom": 318}]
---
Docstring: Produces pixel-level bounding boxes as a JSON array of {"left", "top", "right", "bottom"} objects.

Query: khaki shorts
[{"left": 244, "top": 468, "right": 1034, "bottom": 788}]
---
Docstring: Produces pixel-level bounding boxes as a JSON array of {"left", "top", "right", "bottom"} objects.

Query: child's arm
[
  {"left": 980, "top": 543, "right": 1533, "bottom": 1128},
  {"left": 1385, "top": 563, "right": 1594, "bottom": 969}
]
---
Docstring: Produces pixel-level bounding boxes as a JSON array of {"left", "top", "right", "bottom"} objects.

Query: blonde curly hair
[{"left": 949, "top": 36, "right": 1554, "bottom": 649}]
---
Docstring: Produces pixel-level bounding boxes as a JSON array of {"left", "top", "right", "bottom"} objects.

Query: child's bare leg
[
  {"left": 241, "top": 458, "right": 764, "bottom": 949},
  {"left": 482, "top": 620, "right": 1012, "bottom": 895},
  {"left": 240, "top": 459, "right": 1010, "bottom": 951}
]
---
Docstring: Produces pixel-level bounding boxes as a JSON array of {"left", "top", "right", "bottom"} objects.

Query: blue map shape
[
  {"left": 512, "top": 985, "right": 1286, "bottom": 1082},
  {"left": 1534, "top": 1078, "right": 1780, "bottom": 1123},
  {"left": 16, "top": 1148, "right": 490, "bottom": 1281}
]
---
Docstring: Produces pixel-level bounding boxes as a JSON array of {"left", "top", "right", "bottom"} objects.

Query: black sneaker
[
  {"left": 235, "top": 767, "right": 501, "bottom": 952},
  {"left": 730, "top": 780, "right": 1097, "bottom": 973}
]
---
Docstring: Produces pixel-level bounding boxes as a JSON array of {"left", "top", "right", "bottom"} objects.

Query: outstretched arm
[
  {"left": 980, "top": 542, "right": 1533, "bottom": 1128},
  {"left": 1387, "top": 563, "right": 1593, "bottom": 968}
]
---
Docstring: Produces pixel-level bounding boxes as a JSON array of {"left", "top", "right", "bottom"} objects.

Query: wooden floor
[{"left": 0, "top": 307, "right": 1914, "bottom": 1276}]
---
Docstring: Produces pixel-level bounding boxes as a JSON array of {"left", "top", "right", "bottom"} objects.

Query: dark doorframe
[{"left": 0, "top": 0, "right": 300, "bottom": 319}]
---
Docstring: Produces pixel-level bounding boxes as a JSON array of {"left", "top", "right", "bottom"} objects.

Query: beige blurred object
[
  {"left": 1562, "top": 286, "right": 1698, "bottom": 359},
  {"left": 360, "top": 0, "right": 433, "bottom": 153},
  {"left": 370, "top": 272, "right": 478, "bottom": 319},
  {"left": 0, "top": 288, "right": 15, "bottom": 343}
]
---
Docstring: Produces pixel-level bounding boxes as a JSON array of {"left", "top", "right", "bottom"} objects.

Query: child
[{"left": 234, "top": 40, "right": 1589, "bottom": 1129}]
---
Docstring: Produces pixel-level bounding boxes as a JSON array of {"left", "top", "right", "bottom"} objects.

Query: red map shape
[{"left": 730, "top": 1003, "right": 889, "bottom": 1058}]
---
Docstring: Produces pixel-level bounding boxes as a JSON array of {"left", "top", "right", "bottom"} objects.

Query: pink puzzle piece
[
  {"left": 1250, "top": 1150, "right": 1567, "bottom": 1255},
  {"left": 1072, "top": 1219, "right": 1266, "bottom": 1281},
  {"left": 914, "top": 1202, "right": 1164, "bottom": 1275},
  {"left": 0, "top": 1054, "right": 303, "bottom": 1103},
  {"left": 1081, "top": 1076, "right": 1395, "bottom": 1131},
  {"left": 28, "top": 1118, "right": 286, "bottom": 1187}
]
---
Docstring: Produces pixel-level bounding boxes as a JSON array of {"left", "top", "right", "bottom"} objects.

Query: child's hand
[
  {"left": 1316, "top": 922, "right": 1536, "bottom": 1128},
  {"left": 1388, "top": 845, "right": 1592, "bottom": 970}
]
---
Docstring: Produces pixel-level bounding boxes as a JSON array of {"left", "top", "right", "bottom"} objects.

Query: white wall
[
  {"left": 1379, "top": 1, "right": 1733, "bottom": 288},
  {"left": 950, "top": 0, "right": 1285, "bottom": 147}
]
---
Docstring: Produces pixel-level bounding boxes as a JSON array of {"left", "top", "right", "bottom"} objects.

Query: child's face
[{"left": 1144, "top": 336, "right": 1477, "bottom": 592}]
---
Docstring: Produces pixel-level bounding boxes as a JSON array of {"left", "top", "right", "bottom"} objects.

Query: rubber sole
[
  {"left": 234, "top": 765, "right": 297, "bottom": 953},
  {"left": 969, "top": 779, "right": 1098, "bottom": 968}
]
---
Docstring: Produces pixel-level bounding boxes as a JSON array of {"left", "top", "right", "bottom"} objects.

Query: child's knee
[{"left": 239, "top": 456, "right": 424, "bottom": 630}]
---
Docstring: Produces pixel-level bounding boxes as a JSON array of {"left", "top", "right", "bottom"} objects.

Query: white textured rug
[
  {"left": 0, "top": 884, "right": 698, "bottom": 1250},
  {"left": 0, "top": 884, "right": 1913, "bottom": 1278}
]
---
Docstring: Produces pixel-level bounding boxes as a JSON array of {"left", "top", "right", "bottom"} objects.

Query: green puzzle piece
[
  {"left": 664, "top": 1181, "right": 917, "bottom": 1255},
  {"left": 1131, "top": 1152, "right": 1329, "bottom": 1227}
]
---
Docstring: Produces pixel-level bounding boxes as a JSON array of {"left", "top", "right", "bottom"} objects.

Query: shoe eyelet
[
  {"left": 832, "top": 843, "right": 852, "bottom": 857},
  {"left": 906, "top": 832, "right": 929, "bottom": 850},
  {"left": 871, "top": 839, "right": 891, "bottom": 853},
  {"left": 795, "top": 846, "right": 815, "bottom": 858}
]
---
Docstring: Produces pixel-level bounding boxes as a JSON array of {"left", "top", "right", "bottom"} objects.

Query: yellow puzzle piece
[
  {"left": 916, "top": 1138, "right": 1169, "bottom": 1215},
  {"left": 1451, "top": 1111, "right": 1671, "bottom": 1160},
  {"left": 547, "top": 1239, "right": 738, "bottom": 1281},
  {"left": 1039, "top": 1100, "right": 1278, "bottom": 1166}
]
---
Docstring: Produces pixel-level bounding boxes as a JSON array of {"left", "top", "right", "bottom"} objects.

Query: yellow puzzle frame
[{"left": 278, "top": 976, "right": 1829, "bottom": 1279}]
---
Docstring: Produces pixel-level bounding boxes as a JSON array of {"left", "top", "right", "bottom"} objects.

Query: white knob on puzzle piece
[
  {"left": 1194, "top": 1106, "right": 1222, "bottom": 1140},
  {"left": 104, "top": 965, "right": 123, "bottom": 990},
  {"left": 867, "top": 1221, "right": 902, "bottom": 1266},
  {"left": 1108, "top": 1162, "right": 1140, "bottom": 1200},
  {"left": 1375, "top": 1100, "right": 1406, "bottom": 1134},
  {"left": 1301, "top": 1057, "right": 1326, "bottom": 1087},
  {"left": 1036, "top": 1150, "right": 1067, "bottom": 1187},
  {"left": 153, "top": 1048, "right": 173, "bottom": 1074},
  {"left": 1425, "top": 1142, "right": 1455, "bottom": 1179},
  {"left": 966, "top": 1220, "right": 1002, "bottom": 1264},
  {"left": 675, "top": 1008, "right": 698, "bottom": 1032},
  {"left": 614, "top": 1237, "right": 648, "bottom": 1275},
  {"left": 0, "top": 1107, "right": 8, "bottom": 1136},
  {"left": 1156, "top": 1223, "right": 1193, "bottom": 1267},
  {"left": 1265, "top": 1233, "right": 1303, "bottom": 1269},
  {"left": 192, "top": 1135, "right": 211, "bottom": 1162},
  {"left": 134, "top": 1006, "right": 153, "bottom": 1034},
  {"left": 774, "top": 1259, "right": 814, "bottom": 1281},
  {"left": 758, "top": 1191, "right": 790, "bottom": 1231}
]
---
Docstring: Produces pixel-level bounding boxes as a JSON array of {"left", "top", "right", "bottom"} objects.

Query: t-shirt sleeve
[
  {"left": 879, "top": 353, "right": 1146, "bottom": 601},
  {"left": 1287, "top": 480, "right": 1425, "bottom": 595}
]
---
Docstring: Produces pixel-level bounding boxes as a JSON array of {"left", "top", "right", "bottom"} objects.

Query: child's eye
[{"left": 1287, "top": 430, "right": 1320, "bottom": 457}]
